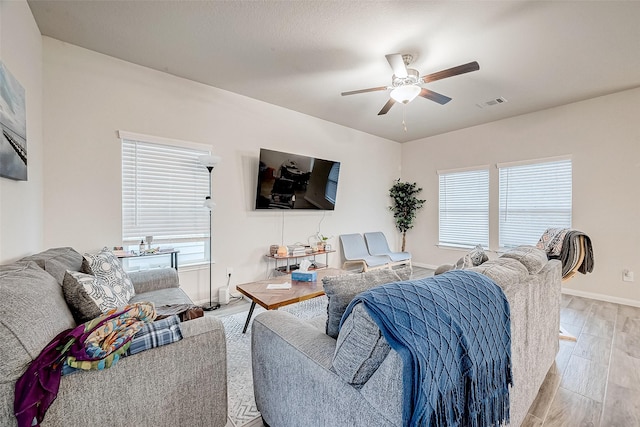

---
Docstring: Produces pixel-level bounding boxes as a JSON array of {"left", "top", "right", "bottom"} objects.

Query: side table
[{"left": 116, "top": 249, "right": 179, "bottom": 271}]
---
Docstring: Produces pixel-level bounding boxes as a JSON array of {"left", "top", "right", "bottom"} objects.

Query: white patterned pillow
[
  {"left": 63, "top": 271, "right": 127, "bottom": 320},
  {"left": 82, "top": 248, "right": 135, "bottom": 302}
]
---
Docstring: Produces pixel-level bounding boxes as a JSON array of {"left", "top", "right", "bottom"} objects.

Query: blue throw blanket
[{"left": 341, "top": 270, "right": 512, "bottom": 427}]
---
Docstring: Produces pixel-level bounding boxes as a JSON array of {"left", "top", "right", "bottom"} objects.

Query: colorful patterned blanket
[
  {"left": 14, "top": 303, "right": 156, "bottom": 427},
  {"left": 342, "top": 270, "right": 512, "bottom": 427}
]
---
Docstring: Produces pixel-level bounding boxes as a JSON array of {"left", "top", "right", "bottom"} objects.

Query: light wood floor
[
  {"left": 217, "top": 269, "right": 640, "bottom": 426},
  {"left": 523, "top": 294, "right": 640, "bottom": 426}
]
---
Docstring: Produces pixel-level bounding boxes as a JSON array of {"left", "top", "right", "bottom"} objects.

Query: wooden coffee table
[{"left": 236, "top": 267, "right": 348, "bottom": 333}]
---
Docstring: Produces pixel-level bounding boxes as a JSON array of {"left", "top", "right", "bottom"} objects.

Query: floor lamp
[{"left": 200, "top": 154, "right": 221, "bottom": 311}]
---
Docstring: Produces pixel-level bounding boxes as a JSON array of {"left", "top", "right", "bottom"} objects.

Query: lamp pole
[{"left": 200, "top": 155, "right": 221, "bottom": 311}]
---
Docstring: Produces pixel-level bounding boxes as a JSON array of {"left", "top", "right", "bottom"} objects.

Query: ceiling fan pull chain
[{"left": 402, "top": 104, "right": 408, "bottom": 132}]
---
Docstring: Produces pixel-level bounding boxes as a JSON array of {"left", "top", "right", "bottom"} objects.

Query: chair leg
[
  {"left": 343, "top": 260, "right": 366, "bottom": 272},
  {"left": 559, "top": 325, "right": 577, "bottom": 342}
]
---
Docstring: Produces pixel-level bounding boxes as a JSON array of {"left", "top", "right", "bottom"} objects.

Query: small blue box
[{"left": 291, "top": 271, "right": 317, "bottom": 282}]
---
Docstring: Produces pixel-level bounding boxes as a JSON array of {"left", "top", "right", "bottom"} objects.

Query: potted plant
[
  {"left": 317, "top": 233, "right": 332, "bottom": 251},
  {"left": 389, "top": 179, "right": 426, "bottom": 252}
]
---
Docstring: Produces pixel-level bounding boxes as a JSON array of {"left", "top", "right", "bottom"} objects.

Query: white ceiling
[{"left": 27, "top": 1, "right": 640, "bottom": 143}]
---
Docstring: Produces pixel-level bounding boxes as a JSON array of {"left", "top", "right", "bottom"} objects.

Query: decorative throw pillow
[
  {"left": 322, "top": 269, "right": 401, "bottom": 339},
  {"left": 62, "top": 271, "right": 124, "bottom": 323},
  {"left": 82, "top": 247, "right": 135, "bottom": 302},
  {"left": 332, "top": 303, "right": 390, "bottom": 388},
  {"left": 467, "top": 244, "right": 489, "bottom": 266},
  {"left": 501, "top": 245, "right": 548, "bottom": 275},
  {"left": 436, "top": 244, "right": 488, "bottom": 276}
]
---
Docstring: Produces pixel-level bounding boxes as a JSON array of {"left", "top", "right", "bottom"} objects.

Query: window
[
  {"left": 325, "top": 162, "right": 340, "bottom": 204},
  {"left": 120, "top": 131, "right": 211, "bottom": 266},
  {"left": 499, "top": 158, "right": 572, "bottom": 248},
  {"left": 438, "top": 168, "right": 489, "bottom": 248}
]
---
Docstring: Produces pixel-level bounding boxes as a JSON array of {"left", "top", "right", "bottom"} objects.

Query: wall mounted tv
[{"left": 255, "top": 148, "right": 341, "bottom": 210}]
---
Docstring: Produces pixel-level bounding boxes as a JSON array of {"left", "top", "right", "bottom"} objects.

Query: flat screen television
[{"left": 255, "top": 148, "right": 341, "bottom": 210}]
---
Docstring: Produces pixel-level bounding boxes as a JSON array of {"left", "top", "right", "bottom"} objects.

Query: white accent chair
[
  {"left": 339, "top": 233, "right": 390, "bottom": 272},
  {"left": 364, "top": 231, "right": 412, "bottom": 267}
]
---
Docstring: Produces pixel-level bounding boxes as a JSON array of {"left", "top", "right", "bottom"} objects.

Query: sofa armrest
[
  {"left": 45, "top": 316, "right": 227, "bottom": 427},
  {"left": 251, "top": 311, "right": 398, "bottom": 427},
  {"left": 128, "top": 268, "right": 179, "bottom": 294},
  {"left": 252, "top": 310, "right": 336, "bottom": 368}
]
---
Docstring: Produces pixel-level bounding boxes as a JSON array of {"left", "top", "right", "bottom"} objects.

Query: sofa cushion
[
  {"left": 0, "top": 262, "right": 76, "bottom": 381},
  {"left": 62, "top": 271, "right": 106, "bottom": 323},
  {"left": 500, "top": 245, "right": 548, "bottom": 275},
  {"left": 322, "top": 269, "right": 400, "bottom": 339},
  {"left": 20, "top": 247, "right": 83, "bottom": 285},
  {"left": 82, "top": 248, "right": 135, "bottom": 302},
  {"left": 331, "top": 303, "right": 390, "bottom": 388},
  {"left": 129, "top": 268, "right": 180, "bottom": 294},
  {"left": 129, "top": 287, "right": 194, "bottom": 306},
  {"left": 468, "top": 258, "right": 529, "bottom": 287}
]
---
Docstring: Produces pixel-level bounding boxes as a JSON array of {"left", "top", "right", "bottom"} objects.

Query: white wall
[
  {"left": 402, "top": 88, "right": 640, "bottom": 306},
  {"left": 0, "top": 0, "right": 43, "bottom": 262},
  {"left": 42, "top": 37, "right": 401, "bottom": 303}
]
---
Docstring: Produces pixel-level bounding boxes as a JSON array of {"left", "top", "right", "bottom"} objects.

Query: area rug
[{"left": 219, "top": 296, "right": 328, "bottom": 427}]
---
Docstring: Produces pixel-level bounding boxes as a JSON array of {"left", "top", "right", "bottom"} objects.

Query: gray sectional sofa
[
  {"left": 0, "top": 247, "right": 227, "bottom": 427},
  {"left": 251, "top": 245, "right": 561, "bottom": 427}
]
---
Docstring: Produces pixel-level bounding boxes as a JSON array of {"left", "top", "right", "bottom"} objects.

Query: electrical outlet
[
  {"left": 226, "top": 267, "right": 233, "bottom": 276},
  {"left": 623, "top": 269, "right": 634, "bottom": 282}
]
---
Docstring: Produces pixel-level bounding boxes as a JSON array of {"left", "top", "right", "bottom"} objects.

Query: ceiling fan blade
[
  {"left": 385, "top": 54, "right": 408, "bottom": 78},
  {"left": 419, "top": 88, "right": 452, "bottom": 105},
  {"left": 421, "top": 61, "right": 480, "bottom": 84},
  {"left": 341, "top": 86, "right": 388, "bottom": 96},
  {"left": 377, "top": 98, "right": 396, "bottom": 115}
]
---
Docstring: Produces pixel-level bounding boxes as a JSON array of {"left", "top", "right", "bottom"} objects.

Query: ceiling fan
[{"left": 341, "top": 54, "right": 479, "bottom": 115}]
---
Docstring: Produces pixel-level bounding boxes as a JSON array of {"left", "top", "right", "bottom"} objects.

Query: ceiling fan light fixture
[{"left": 390, "top": 85, "right": 421, "bottom": 104}]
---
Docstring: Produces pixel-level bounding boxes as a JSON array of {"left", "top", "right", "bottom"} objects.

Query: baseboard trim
[
  {"left": 561, "top": 287, "right": 640, "bottom": 308},
  {"left": 412, "top": 262, "right": 438, "bottom": 270}
]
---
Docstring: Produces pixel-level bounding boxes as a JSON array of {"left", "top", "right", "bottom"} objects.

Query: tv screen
[{"left": 255, "top": 148, "right": 340, "bottom": 210}]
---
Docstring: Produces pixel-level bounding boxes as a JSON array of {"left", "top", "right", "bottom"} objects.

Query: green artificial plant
[{"left": 389, "top": 179, "right": 426, "bottom": 252}]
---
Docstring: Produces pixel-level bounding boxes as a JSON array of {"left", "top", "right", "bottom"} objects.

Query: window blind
[
  {"left": 499, "top": 158, "right": 572, "bottom": 248},
  {"left": 121, "top": 139, "right": 210, "bottom": 247},
  {"left": 438, "top": 168, "right": 489, "bottom": 248}
]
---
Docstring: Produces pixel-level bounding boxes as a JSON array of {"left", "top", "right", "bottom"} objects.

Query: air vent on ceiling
[{"left": 476, "top": 97, "right": 508, "bottom": 108}]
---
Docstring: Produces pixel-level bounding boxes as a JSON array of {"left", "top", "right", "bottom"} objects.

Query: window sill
[
  {"left": 177, "top": 261, "right": 214, "bottom": 272},
  {"left": 437, "top": 244, "right": 483, "bottom": 251}
]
